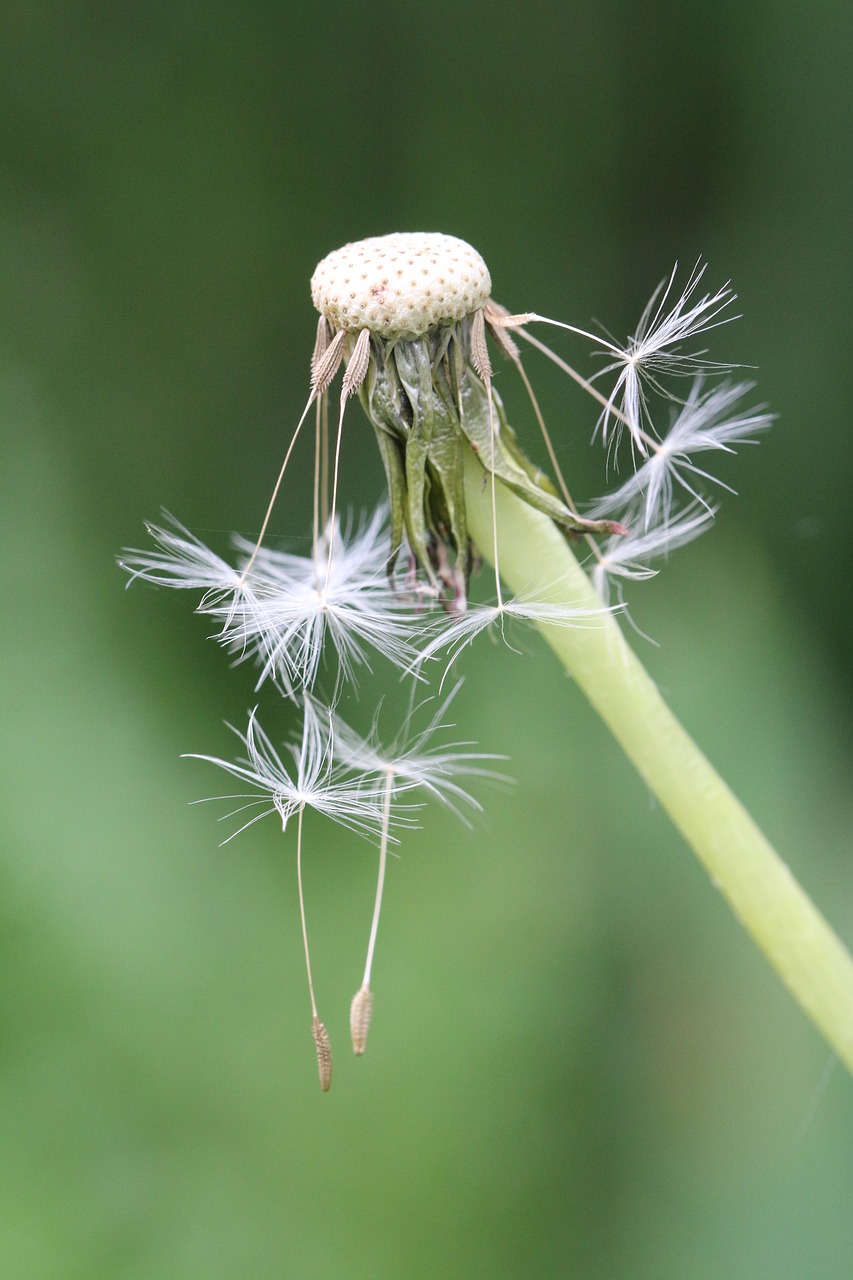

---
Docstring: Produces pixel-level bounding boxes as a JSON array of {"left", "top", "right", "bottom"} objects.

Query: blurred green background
[{"left": 2, "top": 2, "right": 852, "bottom": 1276}]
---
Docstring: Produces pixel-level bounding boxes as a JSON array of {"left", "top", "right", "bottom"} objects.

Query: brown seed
[
  {"left": 311, "top": 328, "right": 346, "bottom": 395},
  {"left": 350, "top": 984, "right": 374, "bottom": 1056},
  {"left": 341, "top": 327, "right": 371, "bottom": 398},
  {"left": 312, "top": 1015, "right": 332, "bottom": 1092},
  {"left": 470, "top": 307, "right": 492, "bottom": 382}
]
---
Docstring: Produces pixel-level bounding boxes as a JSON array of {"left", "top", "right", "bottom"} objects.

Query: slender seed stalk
[
  {"left": 312, "top": 396, "right": 323, "bottom": 562},
  {"left": 320, "top": 391, "right": 330, "bottom": 530},
  {"left": 238, "top": 393, "right": 314, "bottom": 584},
  {"left": 296, "top": 804, "right": 332, "bottom": 1090},
  {"left": 462, "top": 449, "right": 853, "bottom": 1073},
  {"left": 351, "top": 768, "right": 394, "bottom": 1056},
  {"left": 295, "top": 808, "right": 313, "bottom": 1003},
  {"left": 362, "top": 769, "right": 394, "bottom": 992}
]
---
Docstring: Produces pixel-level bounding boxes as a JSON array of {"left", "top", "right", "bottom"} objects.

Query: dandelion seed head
[
  {"left": 311, "top": 232, "right": 491, "bottom": 339},
  {"left": 122, "top": 233, "right": 777, "bottom": 1087}
]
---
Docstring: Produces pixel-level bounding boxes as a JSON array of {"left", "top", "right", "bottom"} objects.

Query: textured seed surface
[
  {"left": 311, "top": 233, "right": 492, "bottom": 339},
  {"left": 312, "top": 1015, "right": 332, "bottom": 1092},
  {"left": 350, "top": 984, "right": 374, "bottom": 1056}
]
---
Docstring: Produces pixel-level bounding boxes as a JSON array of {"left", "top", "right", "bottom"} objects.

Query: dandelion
[
  {"left": 306, "top": 236, "right": 761, "bottom": 633},
  {"left": 185, "top": 700, "right": 412, "bottom": 1089},
  {"left": 122, "top": 231, "right": 853, "bottom": 1086}
]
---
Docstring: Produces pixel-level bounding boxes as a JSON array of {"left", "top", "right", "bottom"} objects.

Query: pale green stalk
[{"left": 464, "top": 451, "right": 853, "bottom": 1072}]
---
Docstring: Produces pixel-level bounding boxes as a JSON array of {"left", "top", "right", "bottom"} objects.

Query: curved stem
[{"left": 462, "top": 449, "right": 853, "bottom": 1073}]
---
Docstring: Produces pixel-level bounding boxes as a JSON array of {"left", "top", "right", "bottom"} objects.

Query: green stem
[{"left": 463, "top": 451, "right": 853, "bottom": 1072}]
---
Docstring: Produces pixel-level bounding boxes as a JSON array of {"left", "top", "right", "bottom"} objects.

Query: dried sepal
[{"left": 350, "top": 985, "right": 374, "bottom": 1056}]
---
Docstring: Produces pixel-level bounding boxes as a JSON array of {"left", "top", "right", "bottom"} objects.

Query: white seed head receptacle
[{"left": 310, "top": 232, "right": 492, "bottom": 339}]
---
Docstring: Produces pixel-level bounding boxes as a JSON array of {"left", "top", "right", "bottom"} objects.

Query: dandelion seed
[
  {"left": 589, "top": 377, "right": 773, "bottom": 531},
  {"left": 333, "top": 682, "right": 507, "bottom": 819},
  {"left": 122, "top": 508, "right": 427, "bottom": 695},
  {"left": 120, "top": 515, "right": 253, "bottom": 622},
  {"left": 184, "top": 699, "right": 401, "bottom": 839},
  {"left": 294, "top": 804, "right": 333, "bottom": 1092},
  {"left": 312, "top": 1014, "right": 333, "bottom": 1092},
  {"left": 333, "top": 685, "right": 506, "bottom": 1053},
  {"left": 229, "top": 511, "right": 428, "bottom": 695},
  {"left": 591, "top": 261, "right": 738, "bottom": 452},
  {"left": 350, "top": 985, "right": 374, "bottom": 1057},
  {"left": 589, "top": 502, "right": 718, "bottom": 605},
  {"left": 414, "top": 595, "right": 619, "bottom": 680},
  {"left": 185, "top": 700, "right": 416, "bottom": 1088},
  {"left": 346, "top": 767, "right": 391, "bottom": 1059},
  {"left": 492, "top": 260, "right": 739, "bottom": 458}
]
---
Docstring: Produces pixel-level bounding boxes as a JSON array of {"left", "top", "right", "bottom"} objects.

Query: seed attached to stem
[
  {"left": 312, "top": 1015, "right": 333, "bottom": 1092},
  {"left": 350, "top": 984, "right": 374, "bottom": 1056}
]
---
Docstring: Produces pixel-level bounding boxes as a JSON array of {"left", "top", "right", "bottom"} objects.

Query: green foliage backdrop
[{"left": 2, "top": 3, "right": 851, "bottom": 1276}]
